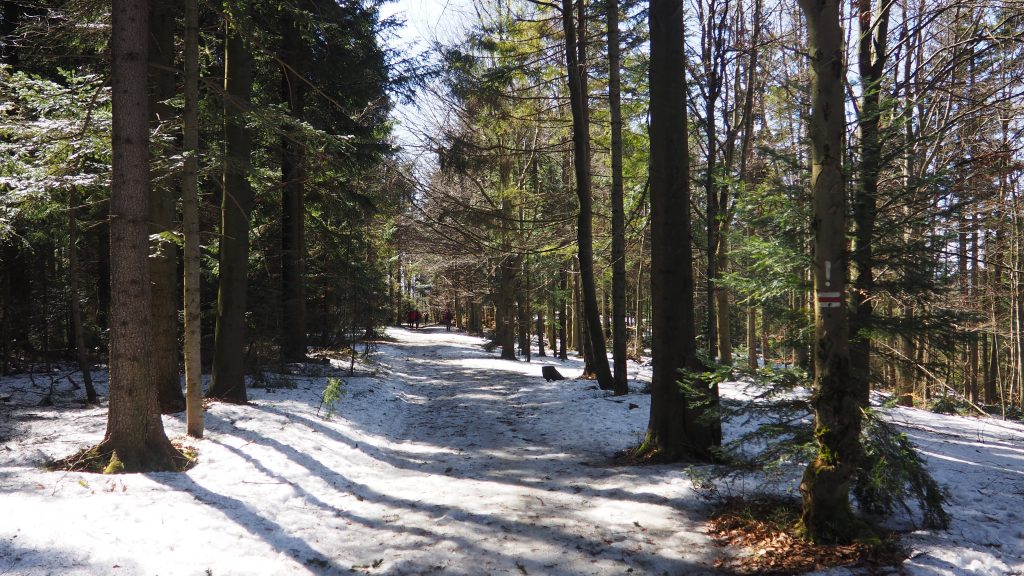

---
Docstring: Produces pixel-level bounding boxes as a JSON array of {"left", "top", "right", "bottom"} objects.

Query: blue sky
[
  {"left": 381, "top": 0, "right": 470, "bottom": 51},
  {"left": 381, "top": 0, "right": 471, "bottom": 152}
]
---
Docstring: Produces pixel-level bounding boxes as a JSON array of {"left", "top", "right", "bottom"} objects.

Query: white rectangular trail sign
[{"left": 817, "top": 291, "right": 842, "bottom": 308}]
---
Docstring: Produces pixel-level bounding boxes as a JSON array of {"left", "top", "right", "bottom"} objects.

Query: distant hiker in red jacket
[
  {"left": 406, "top": 310, "right": 415, "bottom": 328},
  {"left": 442, "top": 308, "right": 453, "bottom": 332},
  {"left": 413, "top": 309, "right": 421, "bottom": 329}
]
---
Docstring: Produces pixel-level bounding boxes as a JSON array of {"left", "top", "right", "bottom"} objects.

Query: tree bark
[
  {"left": 632, "top": 221, "right": 646, "bottom": 361},
  {"left": 644, "top": 0, "right": 721, "bottom": 461},
  {"left": 701, "top": 0, "right": 723, "bottom": 363},
  {"left": 103, "top": 0, "right": 181, "bottom": 472},
  {"left": 715, "top": 232, "right": 731, "bottom": 362},
  {"left": 559, "top": 267, "right": 569, "bottom": 360},
  {"left": 182, "top": 0, "right": 203, "bottom": 437},
  {"left": 722, "top": 0, "right": 762, "bottom": 367},
  {"left": 68, "top": 189, "right": 97, "bottom": 404},
  {"left": 562, "top": 0, "right": 614, "bottom": 390},
  {"left": 517, "top": 285, "right": 531, "bottom": 359},
  {"left": 797, "top": 0, "right": 862, "bottom": 544},
  {"left": 280, "top": 5, "right": 308, "bottom": 362},
  {"left": 746, "top": 305, "right": 758, "bottom": 370},
  {"left": 148, "top": 0, "right": 184, "bottom": 413},
  {"left": 896, "top": 303, "right": 916, "bottom": 405},
  {"left": 209, "top": 11, "right": 254, "bottom": 403},
  {"left": 498, "top": 253, "right": 519, "bottom": 360},
  {"left": 968, "top": 223, "right": 979, "bottom": 402},
  {"left": 988, "top": 228, "right": 1003, "bottom": 402},
  {"left": 849, "top": 0, "right": 890, "bottom": 408},
  {"left": 537, "top": 309, "right": 546, "bottom": 357},
  {"left": 0, "top": 245, "right": 9, "bottom": 375},
  {"left": 96, "top": 225, "right": 111, "bottom": 338},
  {"left": 497, "top": 156, "right": 519, "bottom": 358},
  {"left": 607, "top": 0, "right": 628, "bottom": 391},
  {"left": 547, "top": 299, "right": 557, "bottom": 353}
]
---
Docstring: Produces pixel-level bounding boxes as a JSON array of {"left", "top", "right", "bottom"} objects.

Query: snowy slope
[{"left": 1, "top": 327, "right": 1022, "bottom": 575}]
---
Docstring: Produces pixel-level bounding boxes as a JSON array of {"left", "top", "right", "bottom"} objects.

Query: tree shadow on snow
[
  {"left": 146, "top": 468, "right": 345, "bottom": 574},
  {"left": 0, "top": 535, "right": 143, "bottom": 575},
  {"left": 200, "top": 409, "right": 713, "bottom": 575}
]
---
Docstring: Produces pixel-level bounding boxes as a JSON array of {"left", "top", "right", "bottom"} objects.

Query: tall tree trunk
[
  {"left": 559, "top": 267, "right": 569, "bottom": 360},
  {"left": 547, "top": 299, "right": 557, "bottom": 353},
  {"left": 602, "top": 289, "right": 611, "bottom": 340},
  {"left": 896, "top": 303, "right": 916, "bottom": 406},
  {"left": 209, "top": 11, "right": 254, "bottom": 403},
  {"left": 517, "top": 286, "right": 530, "bottom": 359},
  {"left": 68, "top": 189, "right": 97, "bottom": 404},
  {"left": 0, "top": 246, "right": 8, "bottom": 375},
  {"left": 746, "top": 306, "right": 758, "bottom": 370},
  {"left": 702, "top": 0, "right": 723, "bottom": 363},
  {"left": 1, "top": 241, "right": 33, "bottom": 367},
  {"left": 280, "top": 5, "right": 307, "bottom": 362},
  {"left": 761, "top": 307, "right": 770, "bottom": 368},
  {"left": 562, "top": 0, "right": 614, "bottom": 389},
  {"left": 633, "top": 222, "right": 646, "bottom": 361},
  {"left": 498, "top": 254, "right": 519, "bottom": 360},
  {"left": 95, "top": 225, "right": 111, "bottom": 338},
  {"left": 148, "top": 0, "right": 184, "bottom": 413},
  {"left": 571, "top": 259, "right": 581, "bottom": 355},
  {"left": 537, "top": 308, "right": 546, "bottom": 357},
  {"left": 715, "top": 232, "right": 731, "bottom": 362},
  {"left": 182, "top": 0, "right": 203, "bottom": 438},
  {"left": 969, "top": 223, "right": 980, "bottom": 402},
  {"left": 497, "top": 158, "right": 519, "bottom": 358},
  {"left": 797, "top": 0, "right": 862, "bottom": 544},
  {"left": 733, "top": 0, "right": 764, "bottom": 371},
  {"left": 643, "top": 0, "right": 721, "bottom": 461},
  {"left": 895, "top": 27, "right": 916, "bottom": 407},
  {"left": 850, "top": 0, "right": 890, "bottom": 407},
  {"left": 989, "top": 228, "right": 1004, "bottom": 402},
  {"left": 102, "top": 0, "right": 181, "bottom": 471},
  {"left": 468, "top": 301, "right": 477, "bottom": 333},
  {"left": 453, "top": 293, "right": 461, "bottom": 329},
  {"left": 957, "top": 217, "right": 970, "bottom": 395},
  {"left": 607, "top": 0, "right": 628, "bottom": 392},
  {"left": 41, "top": 246, "right": 51, "bottom": 375}
]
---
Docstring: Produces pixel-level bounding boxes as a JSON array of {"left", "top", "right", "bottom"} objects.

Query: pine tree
[
  {"left": 182, "top": 0, "right": 203, "bottom": 438},
  {"left": 279, "top": 0, "right": 308, "bottom": 363},
  {"left": 606, "top": 0, "right": 629, "bottom": 394},
  {"left": 101, "top": 0, "right": 182, "bottom": 472},
  {"left": 209, "top": 4, "right": 254, "bottom": 404},
  {"left": 796, "top": 0, "right": 864, "bottom": 543},
  {"left": 642, "top": 0, "right": 721, "bottom": 462},
  {"left": 561, "top": 0, "right": 615, "bottom": 390},
  {"left": 148, "top": 0, "right": 185, "bottom": 414}
]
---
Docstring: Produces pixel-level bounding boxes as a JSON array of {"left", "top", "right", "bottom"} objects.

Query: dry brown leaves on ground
[{"left": 708, "top": 496, "right": 906, "bottom": 575}]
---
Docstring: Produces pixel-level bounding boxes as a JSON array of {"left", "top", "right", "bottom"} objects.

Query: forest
[{"left": 2, "top": 0, "right": 1024, "bottom": 574}]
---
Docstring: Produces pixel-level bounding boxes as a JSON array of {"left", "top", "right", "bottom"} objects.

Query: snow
[
  {"left": 878, "top": 407, "right": 1024, "bottom": 575},
  {"left": 1, "top": 327, "right": 1023, "bottom": 575}
]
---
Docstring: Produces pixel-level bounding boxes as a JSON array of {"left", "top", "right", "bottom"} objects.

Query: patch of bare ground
[{"left": 709, "top": 496, "right": 907, "bottom": 575}]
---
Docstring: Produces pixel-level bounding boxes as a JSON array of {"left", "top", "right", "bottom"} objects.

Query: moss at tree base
[
  {"left": 103, "top": 451, "right": 126, "bottom": 474},
  {"left": 630, "top": 430, "right": 720, "bottom": 464},
  {"left": 799, "top": 458, "right": 877, "bottom": 544},
  {"left": 47, "top": 441, "right": 195, "bottom": 474}
]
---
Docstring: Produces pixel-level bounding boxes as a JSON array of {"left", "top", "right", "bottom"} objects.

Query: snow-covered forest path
[
  {"left": 340, "top": 327, "right": 716, "bottom": 575},
  {"left": 0, "top": 327, "right": 718, "bottom": 576}
]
